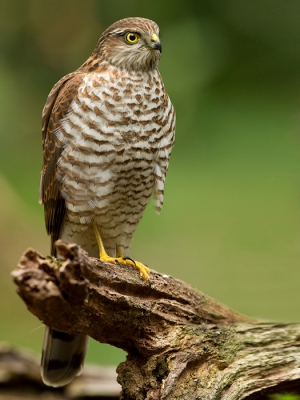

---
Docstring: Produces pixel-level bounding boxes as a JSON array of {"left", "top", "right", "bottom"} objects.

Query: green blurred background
[{"left": 1, "top": 0, "right": 300, "bottom": 367}]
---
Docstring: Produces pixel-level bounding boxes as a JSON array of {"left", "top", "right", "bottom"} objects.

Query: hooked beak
[{"left": 149, "top": 33, "right": 162, "bottom": 53}]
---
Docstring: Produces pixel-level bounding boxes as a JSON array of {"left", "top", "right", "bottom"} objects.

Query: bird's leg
[
  {"left": 115, "top": 246, "right": 123, "bottom": 258},
  {"left": 93, "top": 221, "right": 151, "bottom": 281}
]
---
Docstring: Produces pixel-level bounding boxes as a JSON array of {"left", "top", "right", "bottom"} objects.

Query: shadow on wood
[{"left": 12, "top": 241, "right": 300, "bottom": 399}]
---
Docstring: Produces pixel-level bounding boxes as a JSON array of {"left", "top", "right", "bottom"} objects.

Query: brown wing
[{"left": 39, "top": 72, "right": 84, "bottom": 255}]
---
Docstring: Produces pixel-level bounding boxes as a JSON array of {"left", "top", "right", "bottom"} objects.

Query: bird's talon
[{"left": 122, "top": 256, "right": 136, "bottom": 266}]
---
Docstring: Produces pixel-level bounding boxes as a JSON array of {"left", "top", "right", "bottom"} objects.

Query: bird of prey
[{"left": 39, "top": 17, "right": 175, "bottom": 387}]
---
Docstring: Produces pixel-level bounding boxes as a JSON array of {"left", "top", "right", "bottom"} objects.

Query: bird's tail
[{"left": 41, "top": 327, "right": 89, "bottom": 387}]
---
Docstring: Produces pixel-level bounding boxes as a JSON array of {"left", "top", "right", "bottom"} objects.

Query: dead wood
[{"left": 11, "top": 241, "right": 300, "bottom": 400}]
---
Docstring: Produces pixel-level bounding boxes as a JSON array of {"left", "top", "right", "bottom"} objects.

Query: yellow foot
[
  {"left": 92, "top": 221, "right": 150, "bottom": 281},
  {"left": 101, "top": 253, "right": 151, "bottom": 281}
]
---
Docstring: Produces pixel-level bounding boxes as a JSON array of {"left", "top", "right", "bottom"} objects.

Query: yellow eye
[{"left": 125, "top": 32, "right": 140, "bottom": 44}]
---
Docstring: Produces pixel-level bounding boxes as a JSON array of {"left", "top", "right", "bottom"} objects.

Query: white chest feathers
[{"left": 55, "top": 67, "right": 175, "bottom": 229}]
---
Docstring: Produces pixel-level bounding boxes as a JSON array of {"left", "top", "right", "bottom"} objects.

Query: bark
[{"left": 12, "top": 241, "right": 300, "bottom": 400}]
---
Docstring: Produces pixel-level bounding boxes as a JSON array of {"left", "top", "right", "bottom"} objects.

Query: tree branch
[{"left": 12, "top": 241, "right": 300, "bottom": 399}]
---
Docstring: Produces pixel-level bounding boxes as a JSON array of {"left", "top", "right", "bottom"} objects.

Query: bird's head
[{"left": 96, "top": 17, "right": 162, "bottom": 71}]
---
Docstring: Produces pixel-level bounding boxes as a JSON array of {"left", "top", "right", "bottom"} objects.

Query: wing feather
[{"left": 40, "top": 72, "right": 84, "bottom": 255}]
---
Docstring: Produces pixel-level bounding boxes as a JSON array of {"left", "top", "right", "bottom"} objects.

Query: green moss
[
  {"left": 45, "top": 255, "right": 62, "bottom": 268},
  {"left": 183, "top": 325, "right": 240, "bottom": 368},
  {"left": 154, "top": 359, "right": 169, "bottom": 378}
]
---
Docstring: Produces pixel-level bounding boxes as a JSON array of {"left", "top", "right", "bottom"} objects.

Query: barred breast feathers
[{"left": 54, "top": 65, "right": 175, "bottom": 223}]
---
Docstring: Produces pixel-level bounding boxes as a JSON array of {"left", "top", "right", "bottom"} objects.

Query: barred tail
[{"left": 41, "top": 327, "right": 89, "bottom": 387}]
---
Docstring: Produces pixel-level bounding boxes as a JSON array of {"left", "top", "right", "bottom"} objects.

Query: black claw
[
  {"left": 122, "top": 256, "right": 136, "bottom": 266},
  {"left": 115, "top": 258, "right": 121, "bottom": 266}
]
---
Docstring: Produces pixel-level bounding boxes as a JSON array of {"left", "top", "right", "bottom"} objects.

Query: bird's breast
[{"left": 54, "top": 67, "right": 172, "bottom": 227}]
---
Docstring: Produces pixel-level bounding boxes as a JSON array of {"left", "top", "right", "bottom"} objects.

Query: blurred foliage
[
  {"left": 270, "top": 394, "right": 300, "bottom": 400},
  {"left": 1, "top": 0, "right": 300, "bottom": 367}
]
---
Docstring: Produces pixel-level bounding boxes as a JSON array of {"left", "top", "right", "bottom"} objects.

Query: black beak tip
[{"left": 153, "top": 41, "right": 162, "bottom": 53}]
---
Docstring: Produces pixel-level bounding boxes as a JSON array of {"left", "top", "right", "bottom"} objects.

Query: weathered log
[{"left": 12, "top": 241, "right": 300, "bottom": 399}]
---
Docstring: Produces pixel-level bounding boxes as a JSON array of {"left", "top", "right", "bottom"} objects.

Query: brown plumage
[
  {"left": 40, "top": 72, "right": 83, "bottom": 254},
  {"left": 39, "top": 17, "right": 175, "bottom": 387}
]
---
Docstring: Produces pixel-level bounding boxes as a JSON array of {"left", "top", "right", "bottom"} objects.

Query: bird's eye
[{"left": 125, "top": 32, "right": 140, "bottom": 44}]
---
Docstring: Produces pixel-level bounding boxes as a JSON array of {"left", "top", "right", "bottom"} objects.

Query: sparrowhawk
[{"left": 39, "top": 17, "right": 175, "bottom": 387}]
